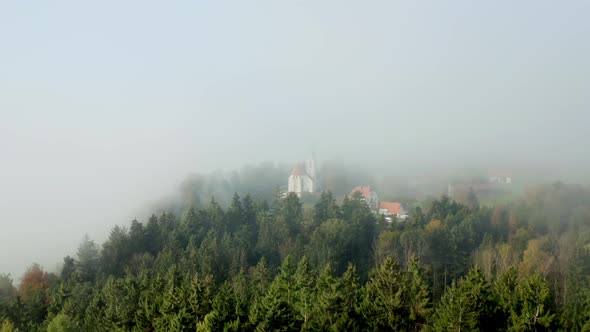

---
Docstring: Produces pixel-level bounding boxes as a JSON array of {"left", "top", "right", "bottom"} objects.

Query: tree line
[{"left": 1, "top": 182, "right": 589, "bottom": 331}]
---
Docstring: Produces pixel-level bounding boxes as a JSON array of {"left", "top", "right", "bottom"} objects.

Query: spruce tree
[
  {"left": 405, "top": 257, "right": 431, "bottom": 331},
  {"left": 511, "top": 274, "right": 554, "bottom": 331},
  {"left": 294, "top": 256, "right": 315, "bottom": 330},
  {"left": 250, "top": 256, "right": 299, "bottom": 332},
  {"left": 432, "top": 266, "right": 492, "bottom": 332},
  {"left": 360, "top": 257, "right": 406, "bottom": 331}
]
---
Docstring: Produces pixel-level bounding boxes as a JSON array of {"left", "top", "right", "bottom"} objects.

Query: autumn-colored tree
[
  {"left": 18, "top": 264, "right": 48, "bottom": 302},
  {"left": 519, "top": 238, "right": 555, "bottom": 278}
]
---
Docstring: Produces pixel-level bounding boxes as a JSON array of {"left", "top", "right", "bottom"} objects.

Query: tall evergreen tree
[
  {"left": 495, "top": 267, "right": 518, "bottom": 330},
  {"left": 405, "top": 257, "right": 431, "bottom": 331},
  {"left": 294, "top": 256, "right": 315, "bottom": 330},
  {"left": 361, "top": 257, "right": 406, "bottom": 331},
  {"left": 76, "top": 235, "right": 100, "bottom": 282},
  {"left": 431, "top": 266, "right": 493, "bottom": 332},
  {"left": 250, "top": 256, "right": 299, "bottom": 332},
  {"left": 511, "top": 274, "right": 554, "bottom": 331},
  {"left": 313, "top": 191, "right": 340, "bottom": 226}
]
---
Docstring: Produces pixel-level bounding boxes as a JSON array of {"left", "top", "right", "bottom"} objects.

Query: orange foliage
[{"left": 18, "top": 263, "right": 49, "bottom": 301}]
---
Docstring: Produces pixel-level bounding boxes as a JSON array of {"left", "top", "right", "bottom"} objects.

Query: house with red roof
[
  {"left": 379, "top": 202, "right": 408, "bottom": 221},
  {"left": 350, "top": 186, "right": 379, "bottom": 211}
]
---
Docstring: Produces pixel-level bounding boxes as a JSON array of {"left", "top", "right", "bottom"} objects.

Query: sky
[{"left": 0, "top": 1, "right": 589, "bottom": 279}]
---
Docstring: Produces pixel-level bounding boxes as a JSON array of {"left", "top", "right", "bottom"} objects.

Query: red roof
[
  {"left": 379, "top": 202, "right": 401, "bottom": 215},
  {"left": 291, "top": 163, "right": 305, "bottom": 176},
  {"left": 350, "top": 186, "right": 372, "bottom": 198}
]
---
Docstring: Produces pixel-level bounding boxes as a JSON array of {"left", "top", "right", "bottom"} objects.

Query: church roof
[{"left": 291, "top": 163, "right": 305, "bottom": 176}]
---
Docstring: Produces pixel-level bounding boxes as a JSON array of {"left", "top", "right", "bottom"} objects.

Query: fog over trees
[{"left": 1, "top": 1, "right": 589, "bottom": 331}]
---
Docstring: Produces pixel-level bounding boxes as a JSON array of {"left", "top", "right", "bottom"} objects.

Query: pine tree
[
  {"left": 510, "top": 274, "right": 554, "bottom": 331},
  {"left": 250, "top": 256, "right": 299, "bottom": 332},
  {"left": 100, "top": 276, "right": 138, "bottom": 331},
  {"left": 197, "top": 283, "right": 235, "bottom": 332},
  {"left": 432, "top": 266, "right": 492, "bottom": 332},
  {"left": 313, "top": 191, "right": 340, "bottom": 226},
  {"left": 294, "top": 256, "right": 315, "bottom": 330},
  {"left": 495, "top": 267, "right": 518, "bottom": 330},
  {"left": 405, "top": 257, "right": 431, "bottom": 331},
  {"left": 338, "top": 263, "right": 363, "bottom": 331},
  {"left": 46, "top": 314, "right": 79, "bottom": 332},
  {"left": 360, "top": 257, "right": 406, "bottom": 331},
  {"left": 76, "top": 235, "right": 100, "bottom": 282},
  {"left": 309, "top": 264, "right": 339, "bottom": 331}
]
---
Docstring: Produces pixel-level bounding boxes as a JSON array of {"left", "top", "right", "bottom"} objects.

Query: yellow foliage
[
  {"left": 0, "top": 320, "right": 18, "bottom": 332},
  {"left": 519, "top": 238, "right": 554, "bottom": 278},
  {"left": 425, "top": 219, "right": 443, "bottom": 233}
]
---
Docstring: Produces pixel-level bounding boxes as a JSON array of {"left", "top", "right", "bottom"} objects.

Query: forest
[{"left": 1, "top": 182, "right": 590, "bottom": 331}]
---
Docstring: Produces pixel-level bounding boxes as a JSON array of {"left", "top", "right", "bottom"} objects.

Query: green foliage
[
  {"left": 361, "top": 257, "right": 406, "bottom": 331},
  {"left": 361, "top": 256, "right": 430, "bottom": 331},
  {"left": 510, "top": 274, "right": 554, "bottom": 331},
  {"left": 495, "top": 267, "right": 519, "bottom": 329},
  {"left": 313, "top": 191, "right": 340, "bottom": 226},
  {"left": 0, "top": 275, "right": 17, "bottom": 304},
  {"left": 432, "top": 266, "right": 493, "bottom": 332},
  {"left": 76, "top": 235, "right": 100, "bottom": 283},
  {"left": 2, "top": 184, "right": 590, "bottom": 331},
  {"left": 293, "top": 256, "right": 315, "bottom": 330},
  {"left": 46, "top": 314, "right": 79, "bottom": 332},
  {"left": 250, "top": 256, "right": 300, "bottom": 332}
]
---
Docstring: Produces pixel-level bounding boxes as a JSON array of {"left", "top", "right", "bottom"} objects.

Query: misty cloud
[{"left": 1, "top": 0, "right": 589, "bottom": 279}]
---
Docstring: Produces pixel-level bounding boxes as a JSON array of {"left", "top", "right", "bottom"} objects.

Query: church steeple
[{"left": 306, "top": 153, "right": 316, "bottom": 180}]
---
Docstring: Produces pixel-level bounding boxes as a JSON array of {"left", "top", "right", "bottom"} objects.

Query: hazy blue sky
[{"left": 1, "top": 1, "right": 589, "bottom": 279}]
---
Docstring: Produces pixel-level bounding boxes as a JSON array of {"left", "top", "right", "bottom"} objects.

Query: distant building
[
  {"left": 489, "top": 170, "right": 512, "bottom": 184},
  {"left": 288, "top": 155, "right": 317, "bottom": 197},
  {"left": 379, "top": 202, "right": 408, "bottom": 220},
  {"left": 350, "top": 186, "right": 379, "bottom": 211}
]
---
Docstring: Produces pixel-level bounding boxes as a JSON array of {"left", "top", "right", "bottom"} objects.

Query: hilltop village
[
  {"left": 285, "top": 155, "right": 515, "bottom": 222},
  {"left": 286, "top": 155, "right": 408, "bottom": 222}
]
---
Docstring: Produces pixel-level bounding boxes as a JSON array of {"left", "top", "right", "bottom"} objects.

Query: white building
[
  {"left": 288, "top": 156, "right": 317, "bottom": 197},
  {"left": 488, "top": 170, "right": 512, "bottom": 184}
]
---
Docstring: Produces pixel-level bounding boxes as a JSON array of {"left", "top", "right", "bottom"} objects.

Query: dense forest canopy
[{"left": 1, "top": 182, "right": 590, "bottom": 331}]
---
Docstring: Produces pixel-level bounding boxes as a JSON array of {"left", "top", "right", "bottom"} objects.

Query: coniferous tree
[
  {"left": 310, "top": 264, "right": 339, "bottom": 331},
  {"left": 76, "top": 235, "right": 100, "bottom": 283},
  {"left": 46, "top": 313, "right": 79, "bottom": 332},
  {"left": 339, "top": 263, "right": 363, "bottom": 331},
  {"left": 294, "top": 256, "right": 315, "bottom": 330},
  {"left": 405, "top": 257, "right": 431, "bottom": 331},
  {"left": 361, "top": 257, "right": 406, "bottom": 331},
  {"left": 313, "top": 191, "right": 339, "bottom": 226},
  {"left": 250, "top": 256, "right": 299, "bottom": 332},
  {"left": 432, "top": 266, "right": 493, "bottom": 332},
  {"left": 495, "top": 266, "right": 518, "bottom": 330},
  {"left": 511, "top": 274, "right": 554, "bottom": 331},
  {"left": 60, "top": 256, "right": 76, "bottom": 282}
]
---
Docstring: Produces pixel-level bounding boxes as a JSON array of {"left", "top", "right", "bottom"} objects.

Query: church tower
[{"left": 306, "top": 153, "right": 317, "bottom": 181}]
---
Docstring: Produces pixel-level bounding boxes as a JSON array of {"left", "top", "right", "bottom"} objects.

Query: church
[{"left": 287, "top": 156, "right": 317, "bottom": 197}]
